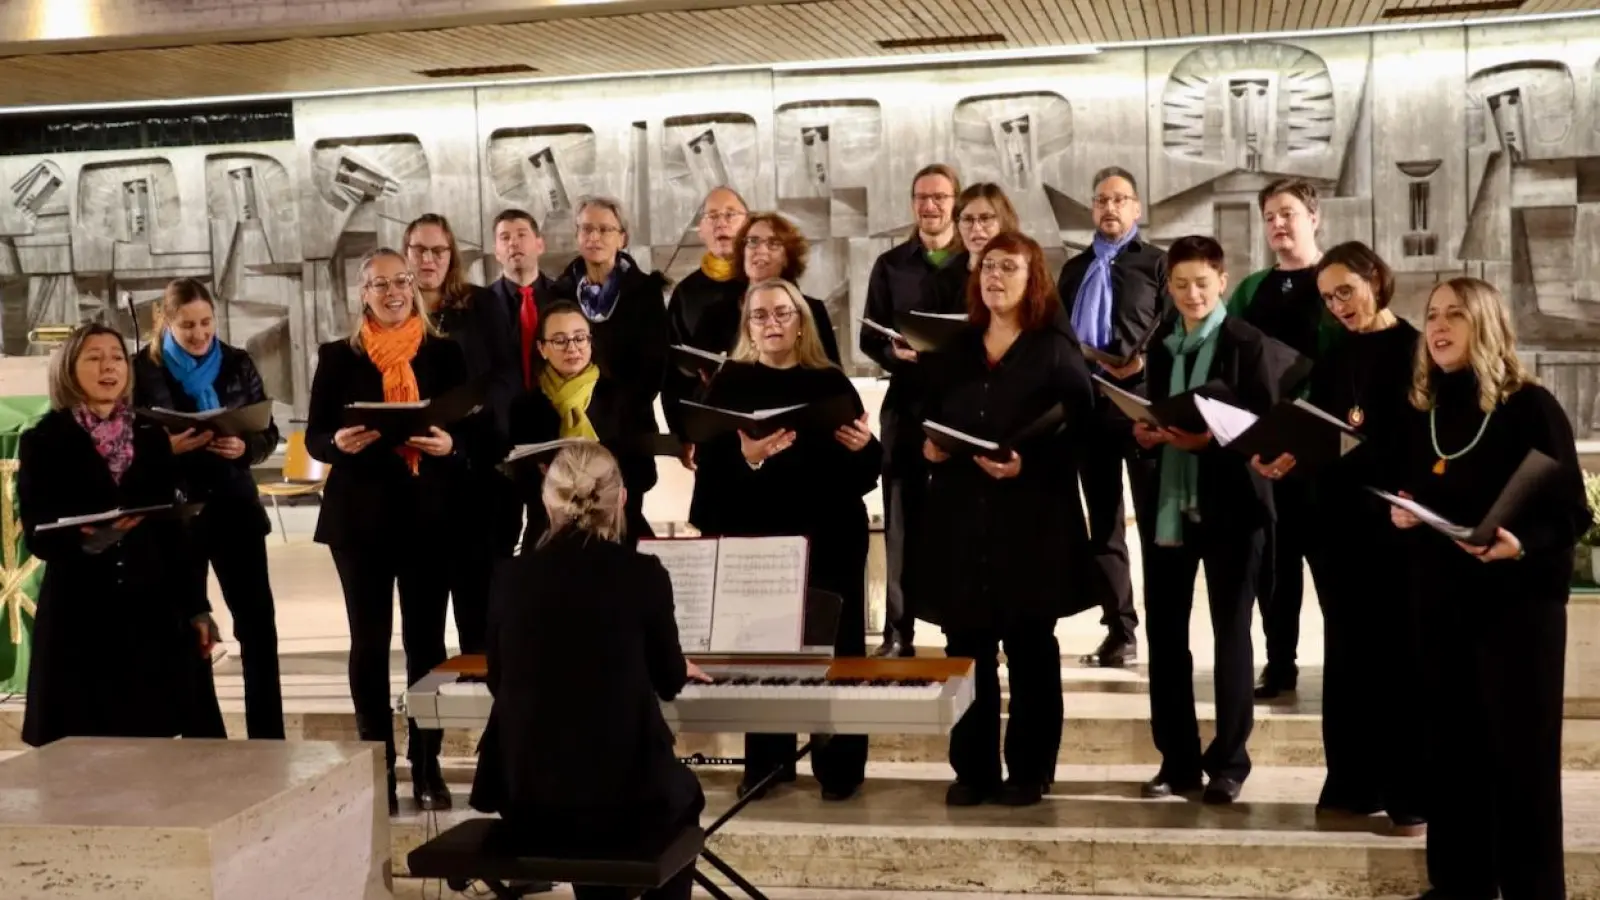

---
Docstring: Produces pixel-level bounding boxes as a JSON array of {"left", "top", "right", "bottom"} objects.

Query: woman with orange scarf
[{"left": 306, "top": 248, "right": 471, "bottom": 816}]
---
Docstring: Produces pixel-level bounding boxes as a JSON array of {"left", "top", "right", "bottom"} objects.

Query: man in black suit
[
  {"left": 489, "top": 208, "right": 560, "bottom": 391},
  {"left": 1056, "top": 166, "right": 1168, "bottom": 669}
]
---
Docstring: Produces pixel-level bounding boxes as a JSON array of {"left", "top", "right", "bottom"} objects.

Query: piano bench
[{"left": 407, "top": 817, "right": 705, "bottom": 899}]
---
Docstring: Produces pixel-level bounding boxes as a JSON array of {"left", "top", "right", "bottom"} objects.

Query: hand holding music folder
[
  {"left": 136, "top": 400, "right": 273, "bottom": 437},
  {"left": 1194, "top": 395, "right": 1365, "bottom": 476},
  {"left": 892, "top": 311, "right": 968, "bottom": 353},
  {"left": 670, "top": 344, "right": 727, "bottom": 380},
  {"left": 922, "top": 403, "right": 1066, "bottom": 462},
  {"left": 1369, "top": 449, "right": 1561, "bottom": 547},
  {"left": 37, "top": 502, "right": 205, "bottom": 555},
  {"left": 342, "top": 378, "right": 486, "bottom": 438},
  {"left": 677, "top": 393, "right": 859, "bottom": 444},
  {"left": 1093, "top": 375, "right": 1235, "bottom": 435},
  {"left": 1082, "top": 321, "right": 1160, "bottom": 371}
]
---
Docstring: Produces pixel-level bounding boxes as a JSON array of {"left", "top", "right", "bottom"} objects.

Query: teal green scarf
[{"left": 1155, "top": 303, "right": 1227, "bottom": 547}]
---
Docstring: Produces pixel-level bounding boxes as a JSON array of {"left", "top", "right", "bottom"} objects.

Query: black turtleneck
[{"left": 1396, "top": 367, "right": 1590, "bottom": 602}]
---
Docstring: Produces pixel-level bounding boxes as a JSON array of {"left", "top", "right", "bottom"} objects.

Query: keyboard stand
[{"left": 681, "top": 740, "right": 818, "bottom": 900}]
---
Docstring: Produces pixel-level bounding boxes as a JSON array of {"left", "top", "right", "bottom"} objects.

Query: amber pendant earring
[
  {"left": 1432, "top": 457, "right": 1447, "bottom": 475},
  {"left": 1347, "top": 406, "right": 1364, "bottom": 428}
]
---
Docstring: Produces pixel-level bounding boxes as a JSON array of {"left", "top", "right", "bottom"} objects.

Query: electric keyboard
[{"left": 404, "top": 655, "right": 976, "bottom": 735}]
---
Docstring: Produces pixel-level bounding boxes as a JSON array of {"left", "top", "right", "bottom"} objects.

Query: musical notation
[
  {"left": 638, "top": 539, "right": 719, "bottom": 653},
  {"left": 712, "top": 537, "right": 807, "bottom": 653}
]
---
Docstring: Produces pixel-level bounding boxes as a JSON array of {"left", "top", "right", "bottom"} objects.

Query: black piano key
[
  {"left": 831, "top": 678, "right": 866, "bottom": 686},
  {"left": 798, "top": 677, "right": 827, "bottom": 686}
]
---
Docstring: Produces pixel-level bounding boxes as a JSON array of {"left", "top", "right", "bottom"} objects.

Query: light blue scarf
[
  {"left": 161, "top": 330, "right": 222, "bottom": 411},
  {"left": 1154, "top": 303, "right": 1227, "bottom": 547},
  {"left": 1071, "top": 225, "right": 1139, "bottom": 351}
]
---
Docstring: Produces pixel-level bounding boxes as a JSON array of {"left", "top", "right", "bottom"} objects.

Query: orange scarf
[{"left": 361, "top": 315, "right": 424, "bottom": 474}]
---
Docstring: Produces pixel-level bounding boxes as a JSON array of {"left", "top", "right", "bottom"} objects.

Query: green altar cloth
[{"left": 0, "top": 396, "right": 51, "bottom": 693}]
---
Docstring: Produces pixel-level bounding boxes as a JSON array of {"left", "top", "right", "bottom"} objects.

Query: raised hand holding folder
[
  {"left": 1082, "top": 320, "right": 1160, "bottom": 371},
  {"left": 342, "top": 378, "right": 485, "bottom": 437},
  {"left": 136, "top": 400, "right": 273, "bottom": 437},
  {"left": 1368, "top": 448, "right": 1561, "bottom": 547},
  {"left": 670, "top": 344, "right": 727, "bottom": 380},
  {"left": 677, "top": 393, "right": 859, "bottom": 444},
  {"left": 922, "top": 403, "right": 1065, "bottom": 462},
  {"left": 1194, "top": 395, "right": 1365, "bottom": 476}
]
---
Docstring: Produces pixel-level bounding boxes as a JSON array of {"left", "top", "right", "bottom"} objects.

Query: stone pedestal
[{"left": 0, "top": 738, "right": 391, "bottom": 899}]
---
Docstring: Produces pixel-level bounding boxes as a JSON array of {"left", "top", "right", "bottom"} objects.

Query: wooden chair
[{"left": 256, "top": 431, "right": 328, "bottom": 543}]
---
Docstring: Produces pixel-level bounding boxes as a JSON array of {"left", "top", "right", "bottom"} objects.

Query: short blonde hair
[
  {"left": 1410, "top": 276, "right": 1534, "bottom": 414},
  {"left": 731, "top": 278, "right": 834, "bottom": 370},
  {"left": 49, "top": 322, "right": 132, "bottom": 411},
  {"left": 539, "top": 442, "right": 627, "bottom": 547},
  {"left": 348, "top": 247, "right": 439, "bottom": 355}
]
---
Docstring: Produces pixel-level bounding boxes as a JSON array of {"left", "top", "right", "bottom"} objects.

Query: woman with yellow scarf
[{"left": 509, "top": 300, "right": 659, "bottom": 550}]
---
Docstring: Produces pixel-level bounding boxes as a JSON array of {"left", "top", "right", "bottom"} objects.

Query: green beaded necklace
[{"left": 1428, "top": 405, "right": 1493, "bottom": 475}]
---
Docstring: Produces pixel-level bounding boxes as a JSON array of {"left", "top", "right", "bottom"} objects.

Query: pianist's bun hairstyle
[{"left": 538, "top": 441, "right": 626, "bottom": 547}]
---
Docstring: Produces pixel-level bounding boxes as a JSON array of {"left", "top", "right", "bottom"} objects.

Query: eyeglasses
[
  {"left": 979, "top": 259, "right": 1025, "bottom": 275},
  {"left": 749, "top": 307, "right": 798, "bottom": 325},
  {"left": 744, "top": 237, "right": 785, "bottom": 251},
  {"left": 959, "top": 213, "right": 1000, "bottom": 227},
  {"left": 1093, "top": 194, "right": 1136, "bottom": 209},
  {"left": 365, "top": 273, "right": 416, "bottom": 293},
  {"left": 1323, "top": 284, "right": 1358, "bottom": 305},
  {"left": 702, "top": 211, "right": 746, "bottom": 224},
  {"left": 541, "top": 333, "right": 591, "bottom": 349},
  {"left": 578, "top": 224, "right": 622, "bottom": 237},
  {"left": 913, "top": 192, "right": 954, "bottom": 205},
  {"left": 406, "top": 245, "right": 450, "bottom": 260}
]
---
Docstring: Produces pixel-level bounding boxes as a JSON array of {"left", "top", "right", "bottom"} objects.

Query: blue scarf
[
  {"left": 161, "top": 330, "right": 222, "bottom": 411},
  {"left": 576, "top": 252, "right": 634, "bottom": 323},
  {"left": 1071, "top": 225, "right": 1139, "bottom": 351},
  {"left": 1154, "top": 302, "right": 1227, "bottom": 547}
]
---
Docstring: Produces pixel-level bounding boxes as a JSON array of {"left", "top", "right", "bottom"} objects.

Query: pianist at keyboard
[{"left": 469, "top": 443, "right": 711, "bottom": 900}]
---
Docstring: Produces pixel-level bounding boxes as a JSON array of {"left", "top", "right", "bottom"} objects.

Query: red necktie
[{"left": 519, "top": 284, "right": 538, "bottom": 390}]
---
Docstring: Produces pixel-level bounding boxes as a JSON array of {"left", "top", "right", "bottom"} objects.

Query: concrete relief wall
[{"left": 0, "top": 21, "right": 1597, "bottom": 435}]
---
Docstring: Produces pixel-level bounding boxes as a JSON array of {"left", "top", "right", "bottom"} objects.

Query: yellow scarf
[
  {"left": 540, "top": 364, "right": 600, "bottom": 439},
  {"left": 701, "top": 253, "right": 737, "bottom": 282}
]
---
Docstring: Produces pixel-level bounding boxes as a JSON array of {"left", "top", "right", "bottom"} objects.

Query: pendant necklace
[{"left": 1429, "top": 405, "right": 1493, "bottom": 475}]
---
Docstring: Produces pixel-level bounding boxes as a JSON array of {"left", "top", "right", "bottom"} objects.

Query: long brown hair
[
  {"left": 147, "top": 278, "right": 215, "bottom": 364},
  {"left": 966, "top": 231, "right": 1059, "bottom": 333},
  {"left": 403, "top": 213, "right": 475, "bottom": 311}
]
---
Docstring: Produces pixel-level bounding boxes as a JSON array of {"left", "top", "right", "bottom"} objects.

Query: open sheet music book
[
  {"left": 922, "top": 403, "right": 1065, "bottom": 461},
  {"left": 343, "top": 377, "right": 486, "bottom": 437},
  {"left": 1194, "top": 395, "right": 1365, "bottom": 476},
  {"left": 1082, "top": 321, "right": 1160, "bottom": 370},
  {"left": 637, "top": 535, "right": 810, "bottom": 654},
  {"left": 1093, "top": 375, "right": 1234, "bottom": 435},
  {"left": 1366, "top": 449, "right": 1561, "bottom": 547},
  {"left": 136, "top": 400, "right": 273, "bottom": 437},
  {"left": 670, "top": 344, "right": 728, "bottom": 380},
  {"left": 677, "top": 393, "right": 858, "bottom": 443},
  {"left": 893, "top": 311, "right": 968, "bottom": 353},
  {"left": 37, "top": 502, "right": 204, "bottom": 555}
]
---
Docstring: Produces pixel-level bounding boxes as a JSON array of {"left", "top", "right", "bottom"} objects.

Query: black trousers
[
  {"left": 1313, "top": 537, "right": 1424, "bottom": 817},
  {"left": 330, "top": 547, "right": 450, "bottom": 768},
  {"left": 183, "top": 512, "right": 284, "bottom": 740},
  {"left": 444, "top": 528, "right": 495, "bottom": 656},
  {"left": 1422, "top": 591, "right": 1566, "bottom": 900},
  {"left": 1261, "top": 479, "right": 1315, "bottom": 676},
  {"left": 880, "top": 465, "right": 925, "bottom": 646},
  {"left": 1079, "top": 409, "right": 1156, "bottom": 644},
  {"left": 1145, "top": 526, "right": 1262, "bottom": 784},
  {"left": 943, "top": 620, "right": 1062, "bottom": 788}
]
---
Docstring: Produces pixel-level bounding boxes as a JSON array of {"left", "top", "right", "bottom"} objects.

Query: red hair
[{"left": 965, "top": 231, "right": 1059, "bottom": 332}]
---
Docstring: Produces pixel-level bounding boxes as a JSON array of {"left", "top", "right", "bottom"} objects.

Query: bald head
[{"left": 698, "top": 187, "right": 749, "bottom": 258}]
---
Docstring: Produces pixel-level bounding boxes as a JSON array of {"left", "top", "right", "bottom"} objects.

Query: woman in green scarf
[
  {"left": 1132, "top": 235, "right": 1296, "bottom": 806},
  {"left": 508, "top": 301, "right": 659, "bottom": 550}
]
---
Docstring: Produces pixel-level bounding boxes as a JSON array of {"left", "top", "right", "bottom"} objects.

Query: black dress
[
  {"left": 1302, "top": 320, "right": 1424, "bottom": 819},
  {"left": 693, "top": 361, "right": 881, "bottom": 795},
  {"left": 133, "top": 344, "right": 284, "bottom": 740},
  {"left": 508, "top": 372, "right": 659, "bottom": 549},
  {"left": 18, "top": 409, "right": 208, "bottom": 746},
  {"left": 915, "top": 306, "right": 1095, "bottom": 793},
  {"left": 1392, "top": 369, "right": 1589, "bottom": 900}
]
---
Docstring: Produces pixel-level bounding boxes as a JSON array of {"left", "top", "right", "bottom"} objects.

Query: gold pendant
[
  {"left": 1432, "top": 457, "right": 1447, "bottom": 475},
  {"left": 1347, "top": 406, "right": 1364, "bottom": 428}
]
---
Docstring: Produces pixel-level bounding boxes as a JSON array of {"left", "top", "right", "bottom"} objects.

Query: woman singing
[
  {"left": 134, "top": 278, "right": 284, "bottom": 740},
  {"left": 918, "top": 231, "right": 1095, "bottom": 808},
  {"left": 924, "top": 183, "right": 1019, "bottom": 311},
  {"left": 307, "top": 248, "right": 471, "bottom": 814},
  {"left": 1135, "top": 236, "right": 1291, "bottom": 805},
  {"left": 510, "top": 300, "right": 658, "bottom": 548},
  {"left": 19, "top": 323, "right": 214, "bottom": 746},
  {"left": 692, "top": 278, "right": 880, "bottom": 802},
  {"left": 471, "top": 443, "right": 711, "bottom": 900},
  {"left": 1251, "top": 242, "right": 1424, "bottom": 834},
  {"left": 1389, "top": 277, "right": 1588, "bottom": 900}
]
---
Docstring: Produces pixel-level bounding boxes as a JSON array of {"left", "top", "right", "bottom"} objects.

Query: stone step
[
  {"left": 394, "top": 884, "right": 1225, "bottom": 900},
  {"left": 386, "top": 762, "right": 1600, "bottom": 898}
]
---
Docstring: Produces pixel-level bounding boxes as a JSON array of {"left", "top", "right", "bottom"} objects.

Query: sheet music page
[
  {"left": 710, "top": 536, "right": 808, "bottom": 653},
  {"left": 1367, "top": 488, "right": 1473, "bottom": 540},
  {"left": 1195, "top": 395, "right": 1259, "bottom": 445},
  {"left": 636, "top": 539, "right": 719, "bottom": 652}
]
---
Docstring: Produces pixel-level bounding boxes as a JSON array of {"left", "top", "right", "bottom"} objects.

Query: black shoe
[
  {"left": 1253, "top": 666, "right": 1297, "bottom": 699},
  {"left": 872, "top": 638, "right": 915, "bottom": 658},
  {"left": 945, "top": 781, "right": 991, "bottom": 806},
  {"left": 1202, "top": 777, "right": 1242, "bottom": 804},
  {"left": 1079, "top": 634, "right": 1137, "bottom": 668},
  {"left": 412, "top": 760, "right": 453, "bottom": 811},
  {"left": 1141, "top": 773, "right": 1202, "bottom": 798},
  {"left": 994, "top": 781, "right": 1044, "bottom": 807},
  {"left": 820, "top": 784, "right": 858, "bottom": 802},
  {"left": 1389, "top": 813, "right": 1427, "bottom": 837},
  {"left": 1315, "top": 791, "right": 1382, "bottom": 816}
]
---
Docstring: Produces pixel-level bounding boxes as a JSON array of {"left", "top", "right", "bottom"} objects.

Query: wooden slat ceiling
[{"left": 0, "top": 0, "right": 1589, "bottom": 108}]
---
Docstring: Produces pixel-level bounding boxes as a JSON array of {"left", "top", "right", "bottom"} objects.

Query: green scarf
[
  {"left": 539, "top": 363, "right": 600, "bottom": 439},
  {"left": 1155, "top": 303, "right": 1228, "bottom": 547}
]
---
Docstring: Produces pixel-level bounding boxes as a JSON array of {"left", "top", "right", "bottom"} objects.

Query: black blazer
[
  {"left": 508, "top": 372, "right": 659, "bottom": 548},
  {"left": 488, "top": 274, "right": 562, "bottom": 390},
  {"left": 469, "top": 532, "right": 703, "bottom": 846},
  {"left": 1056, "top": 236, "right": 1169, "bottom": 366},
  {"left": 916, "top": 307, "right": 1096, "bottom": 629},
  {"left": 132, "top": 343, "right": 279, "bottom": 534},
  {"left": 1143, "top": 315, "right": 1287, "bottom": 538},
  {"left": 305, "top": 335, "right": 473, "bottom": 549},
  {"left": 554, "top": 254, "right": 670, "bottom": 414},
  {"left": 436, "top": 284, "right": 521, "bottom": 446},
  {"left": 18, "top": 409, "right": 208, "bottom": 746}
]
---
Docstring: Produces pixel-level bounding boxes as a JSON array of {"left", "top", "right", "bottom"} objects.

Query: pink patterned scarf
[{"left": 73, "top": 403, "right": 135, "bottom": 484}]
